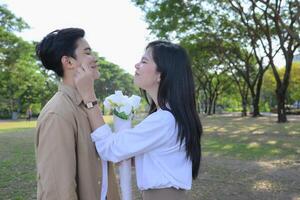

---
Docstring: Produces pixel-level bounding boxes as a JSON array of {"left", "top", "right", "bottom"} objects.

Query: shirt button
[
  {"left": 98, "top": 181, "right": 101, "bottom": 185},
  {"left": 98, "top": 158, "right": 100, "bottom": 161}
]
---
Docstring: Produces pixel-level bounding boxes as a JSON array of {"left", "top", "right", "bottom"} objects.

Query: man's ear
[{"left": 61, "top": 56, "right": 74, "bottom": 69}]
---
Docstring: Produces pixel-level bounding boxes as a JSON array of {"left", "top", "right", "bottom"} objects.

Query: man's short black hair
[{"left": 36, "top": 28, "right": 85, "bottom": 77}]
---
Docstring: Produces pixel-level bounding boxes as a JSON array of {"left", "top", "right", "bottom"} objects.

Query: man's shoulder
[{"left": 38, "top": 91, "right": 77, "bottom": 123}]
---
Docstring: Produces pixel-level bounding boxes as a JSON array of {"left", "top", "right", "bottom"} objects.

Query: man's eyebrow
[
  {"left": 84, "top": 47, "right": 92, "bottom": 51},
  {"left": 142, "top": 56, "right": 149, "bottom": 61}
]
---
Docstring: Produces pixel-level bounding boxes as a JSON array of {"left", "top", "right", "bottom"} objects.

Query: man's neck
[{"left": 62, "top": 77, "right": 75, "bottom": 88}]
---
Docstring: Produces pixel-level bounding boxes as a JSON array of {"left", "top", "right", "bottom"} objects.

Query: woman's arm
[
  {"left": 74, "top": 65, "right": 175, "bottom": 162},
  {"left": 74, "top": 65, "right": 106, "bottom": 131},
  {"left": 84, "top": 105, "right": 105, "bottom": 131}
]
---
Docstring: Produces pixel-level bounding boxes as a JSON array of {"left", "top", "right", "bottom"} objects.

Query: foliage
[
  {"left": 132, "top": 0, "right": 300, "bottom": 119},
  {"left": 95, "top": 56, "right": 139, "bottom": 101},
  {"left": 0, "top": 5, "right": 138, "bottom": 119},
  {"left": 262, "top": 62, "right": 300, "bottom": 106},
  {"left": 0, "top": 4, "right": 47, "bottom": 118}
]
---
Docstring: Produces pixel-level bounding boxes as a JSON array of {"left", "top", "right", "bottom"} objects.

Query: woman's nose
[{"left": 135, "top": 63, "right": 140, "bottom": 69}]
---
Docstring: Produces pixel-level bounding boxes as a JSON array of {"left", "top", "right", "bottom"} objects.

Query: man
[{"left": 35, "top": 28, "right": 120, "bottom": 200}]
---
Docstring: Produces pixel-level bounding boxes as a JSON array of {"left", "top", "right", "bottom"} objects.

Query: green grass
[
  {"left": 0, "top": 121, "right": 36, "bottom": 133},
  {"left": 0, "top": 129, "right": 36, "bottom": 199},
  {"left": 0, "top": 116, "right": 113, "bottom": 133},
  {"left": 202, "top": 115, "right": 300, "bottom": 160},
  {"left": 0, "top": 115, "right": 299, "bottom": 199},
  {"left": 203, "top": 136, "right": 299, "bottom": 160}
]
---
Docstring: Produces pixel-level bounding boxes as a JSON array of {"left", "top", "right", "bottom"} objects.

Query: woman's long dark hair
[{"left": 142, "top": 40, "right": 202, "bottom": 179}]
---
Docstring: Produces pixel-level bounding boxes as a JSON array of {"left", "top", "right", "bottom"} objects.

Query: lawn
[
  {"left": 0, "top": 114, "right": 299, "bottom": 200},
  {"left": 202, "top": 115, "right": 300, "bottom": 161}
]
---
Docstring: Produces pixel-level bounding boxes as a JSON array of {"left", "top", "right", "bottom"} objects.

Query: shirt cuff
[{"left": 91, "top": 124, "right": 112, "bottom": 142}]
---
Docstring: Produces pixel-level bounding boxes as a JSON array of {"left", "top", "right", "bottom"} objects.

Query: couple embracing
[{"left": 35, "top": 28, "right": 202, "bottom": 200}]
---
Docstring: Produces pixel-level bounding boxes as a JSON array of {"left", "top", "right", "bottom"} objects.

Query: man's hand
[{"left": 74, "top": 65, "right": 97, "bottom": 103}]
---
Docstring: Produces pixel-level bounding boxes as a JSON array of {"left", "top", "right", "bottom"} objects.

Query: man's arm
[{"left": 36, "top": 113, "right": 77, "bottom": 200}]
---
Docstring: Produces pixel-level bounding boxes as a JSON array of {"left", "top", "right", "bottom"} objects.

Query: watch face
[
  {"left": 85, "top": 101, "right": 97, "bottom": 109},
  {"left": 87, "top": 102, "right": 93, "bottom": 108}
]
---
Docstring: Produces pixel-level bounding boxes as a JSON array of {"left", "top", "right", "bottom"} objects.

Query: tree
[
  {"left": 94, "top": 56, "right": 138, "bottom": 100},
  {"left": 0, "top": 4, "right": 40, "bottom": 118},
  {"left": 228, "top": 0, "right": 300, "bottom": 122},
  {"left": 289, "top": 62, "right": 300, "bottom": 103},
  {"left": 132, "top": 0, "right": 269, "bottom": 117},
  {"left": 0, "top": 4, "right": 139, "bottom": 119}
]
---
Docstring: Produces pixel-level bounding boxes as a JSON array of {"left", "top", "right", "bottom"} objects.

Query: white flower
[
  {"left": 128, "top": 95, "right": 141, "bottom": 110},
  {"left": 104, "top": 90, "right": 141, "bottom": 120},
  {"left": 115, "top": 90, "right": 123, "bottom": 96},
  {"left": 103, "top": 99, "right": 111, "bottom": 110},
  {"left": 117, "top": 104, "right": 132, "bottom": 115},
  {"left": 107, "top": 94, "right": 123, "bottom": 104}
]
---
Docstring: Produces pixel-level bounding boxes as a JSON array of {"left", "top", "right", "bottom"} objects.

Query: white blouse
[{"left": 91, "top": 109, "right": 192, "bottom": 190}]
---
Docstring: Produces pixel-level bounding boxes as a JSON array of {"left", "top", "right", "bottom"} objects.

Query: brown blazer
[{"left": 35, "top": 84, "right": 120, "bottom": 200}]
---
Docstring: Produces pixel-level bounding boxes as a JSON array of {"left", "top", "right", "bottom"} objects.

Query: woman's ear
[{"left": 157, "top": 72, "right": 161, "bottom": 83}]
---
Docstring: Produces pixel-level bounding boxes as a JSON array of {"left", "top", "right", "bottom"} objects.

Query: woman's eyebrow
[{"left": 142, "top": 56, "right": 149, "bottom": 61}]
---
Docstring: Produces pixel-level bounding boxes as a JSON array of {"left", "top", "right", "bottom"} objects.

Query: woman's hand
[{"left": 74, "top": 65, "right": 97, "bottom": 103}]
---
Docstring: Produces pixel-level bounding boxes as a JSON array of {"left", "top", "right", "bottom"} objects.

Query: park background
[{"left": 0, "top": 0, "right": 300, "bottom": 199}]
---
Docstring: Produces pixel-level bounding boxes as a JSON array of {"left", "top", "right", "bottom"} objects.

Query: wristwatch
[{"left": 84, "top": 100, "right": 98, "bottom": 109}]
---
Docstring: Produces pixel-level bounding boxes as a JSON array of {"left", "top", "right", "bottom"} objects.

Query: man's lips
[{"left": 91, "top": 65, "right": 98, "bottom": 69}]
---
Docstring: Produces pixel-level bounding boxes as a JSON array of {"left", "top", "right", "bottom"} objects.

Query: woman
[{"left": 75, "top": 41, "right": 202, "bottom": 200}]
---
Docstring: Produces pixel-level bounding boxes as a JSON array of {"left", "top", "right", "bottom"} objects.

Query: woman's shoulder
[{"left": 147, "top": 108, "right": 175, "bottom": 124}]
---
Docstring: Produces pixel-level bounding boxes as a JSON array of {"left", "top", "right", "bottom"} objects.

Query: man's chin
[{"left": 93, "top": 72, "right": 100, "bottom": 80}]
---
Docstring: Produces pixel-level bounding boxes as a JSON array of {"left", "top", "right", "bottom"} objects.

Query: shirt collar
[{"left": 58, "top": 83, "right": 83, "bottom": 106}]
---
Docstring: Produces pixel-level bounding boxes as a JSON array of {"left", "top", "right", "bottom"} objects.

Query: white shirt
[{"left": 91, "top": 109, "right": 192, "bottom": 190}]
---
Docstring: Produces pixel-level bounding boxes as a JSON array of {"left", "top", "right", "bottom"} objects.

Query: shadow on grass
[
  {"left": 201, "top": 115, "right": 300, "bottom": 161},
  {"left": 203, "top": 136, "right": 300, "bottom": 161},
  {"left": 191, "top": 156, "right": 300, "bottom": 200}
]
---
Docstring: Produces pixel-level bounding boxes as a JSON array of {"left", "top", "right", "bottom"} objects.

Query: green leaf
[{"left": 113, "top": 109, "right": 130, "bottom": 120}]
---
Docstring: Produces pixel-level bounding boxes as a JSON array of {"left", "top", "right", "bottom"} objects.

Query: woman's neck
[{"left": 146, "top": 87, "right": 159, "bottom": 108}]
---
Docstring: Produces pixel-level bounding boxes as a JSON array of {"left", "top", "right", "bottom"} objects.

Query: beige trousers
[{"left": 142, "top": 188, "right": 187, "bottom": 200}]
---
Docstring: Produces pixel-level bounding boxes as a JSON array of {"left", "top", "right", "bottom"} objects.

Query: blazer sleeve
[
  {"left": 91, "top": 111, "right": 175, "bottom": 163},
  {"left": 36, "top": 113, "right": 77, "bottom": 200}
]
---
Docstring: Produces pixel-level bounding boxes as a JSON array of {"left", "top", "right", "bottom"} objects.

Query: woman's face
[{"left": 134, "top": 48, "right": 161, "bottom": 91}]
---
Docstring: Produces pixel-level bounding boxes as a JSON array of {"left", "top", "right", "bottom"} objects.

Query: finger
[
  {"left": 74, "top": 70, "right": 80, "bottom": 78},
  {"left": 80, "top": 64, "right": 85, "bottom": 71},
  {"left": 77, "top": 67, "right": 85, "bottom": 75},
  {"left": 82, "top": 64, "right": 90, "bottom": 72}
]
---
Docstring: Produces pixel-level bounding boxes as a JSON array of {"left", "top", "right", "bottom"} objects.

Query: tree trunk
[
  {"left": 207, "top": 98, "right": 213, "bottom": 115},
  {"left": 252, "top": 74, "right": 264, "bottom": 117},
  {"left": 252, "top": 95, "right": 260, "bottom": 117},
  {"left": 270, "top": 54, "right": 292, "bottom": 123},
  {"left": 204, "top": 99, "right": 208, "bottom": 114},
  {"left": 241, "top": 96, "right": 247, "bottom": 117},
  {"left": 248, "top": 87, "right": 261, "bottom": 117},
  {"left": 276, "top": 88, "right": 288, "bottom": 123},
  {"left": 213, "top": 99, "right": 216, "bottom": 115},
  {"left": 196, "top": 90, "right": 201, "bottom": 113},
  {"left": 213, "top": 94, "right": 218, "bottom": 114}
]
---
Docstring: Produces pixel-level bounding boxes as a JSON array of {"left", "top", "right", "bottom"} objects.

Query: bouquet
[{"left": 104, "top": 91, "right": 141, "bottom": 200}]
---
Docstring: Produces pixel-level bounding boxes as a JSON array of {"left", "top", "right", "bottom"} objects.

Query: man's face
[{"left": 73, "top": 38, "right": 100, "bottom": 80}]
